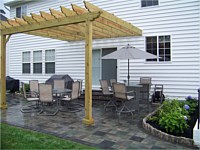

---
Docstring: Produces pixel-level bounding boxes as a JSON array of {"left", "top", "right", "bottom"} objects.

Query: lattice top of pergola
[{"left": 0, "top": 1, "right": 142, "bottom": 41}]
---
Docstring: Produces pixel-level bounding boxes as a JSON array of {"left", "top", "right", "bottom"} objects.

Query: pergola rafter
[{"left": 0, "top": 1, "right": 142, "bottom": 125}]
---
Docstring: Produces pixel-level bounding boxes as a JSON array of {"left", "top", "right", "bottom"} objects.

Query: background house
[{"left": 4, "top": 0, "right": 200, "bottom": 100}]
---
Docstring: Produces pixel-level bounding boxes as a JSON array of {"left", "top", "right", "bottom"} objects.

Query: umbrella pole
[{"left": 128, "top": 59, "right": 130, "bottom": 85}]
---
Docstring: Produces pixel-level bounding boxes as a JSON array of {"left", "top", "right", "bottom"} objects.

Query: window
[
  {"left": 45, "top": 49, "right": 55, "bottom": 74},
  {"left": 92, "top": 49, "right": 101, "bottom": 85},
  {"left": 33, "top": 50, "right": 42, "bottom": 74},
  {"left": 141, "top": 0, "right": 158, "bottom": 7},
  {"left": 146, "top": 35, "right": 171, "bottom": 62},
  {"left": 22, "top": 51, "right": 30, "bottom": 74},
  {"left": 16, "top": 5, "right": 27, "bottom": 18}
]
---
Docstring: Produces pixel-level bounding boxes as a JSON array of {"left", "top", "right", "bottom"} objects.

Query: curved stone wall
[{"left": 142, "top": 106, "right": 195, "bottom": 147}]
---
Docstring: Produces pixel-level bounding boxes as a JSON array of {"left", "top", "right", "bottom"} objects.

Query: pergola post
[
  {"left": 0, "top": 34, "right": 7, "bottom": 109},
  {"left": 83, "top": 20, "right": 94, "bottom": 125}
]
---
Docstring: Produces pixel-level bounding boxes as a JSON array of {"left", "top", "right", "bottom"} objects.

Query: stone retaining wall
[{"left": 142, "top": 106, "right": 195, "bottom": 147}]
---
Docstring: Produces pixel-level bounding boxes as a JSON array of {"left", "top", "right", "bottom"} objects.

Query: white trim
[{"left": 100, "top": 49, "right": 102, "bottom": 80}]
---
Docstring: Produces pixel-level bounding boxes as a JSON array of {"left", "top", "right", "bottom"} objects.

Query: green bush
[
  {"left": 20, "top": 83, "right": 30, "bottom": 94},
  {"left": 148, "top": 99, "right": 194, "bottom": 134},
  {"left": 185, "top": 96, "right": 198, "bottom": 114}
]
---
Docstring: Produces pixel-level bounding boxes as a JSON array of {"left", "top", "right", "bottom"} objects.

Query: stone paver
[{"left": 0, "top": 94, "right": 197, "bottom": 149}]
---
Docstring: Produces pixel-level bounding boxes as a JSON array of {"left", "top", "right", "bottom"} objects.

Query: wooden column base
[
  {"left": 82, "top": 117, "right": 94, "bottom": 125},
  {"left": 0, "top": 104, "right": 7, "bottom": 109}
]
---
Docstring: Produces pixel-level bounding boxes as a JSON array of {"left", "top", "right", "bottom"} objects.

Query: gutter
[{"left": 4, "top": 0, "right": 34, "bottom": 7}]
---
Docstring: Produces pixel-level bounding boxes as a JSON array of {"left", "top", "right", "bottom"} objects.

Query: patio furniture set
[
  {"left": 20, "top": 79, "right": 83, "bottom": 115},
  {"left": 100, "top": 77, "right": 164, "bottom": 119}
]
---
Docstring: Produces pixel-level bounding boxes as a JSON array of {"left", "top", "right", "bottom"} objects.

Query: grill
[
  {"left": 45, "top": 74, "right": 74, "bottom": 89},
  {"left": 6, "top": 76, "right": 19, "bottom": 93}
]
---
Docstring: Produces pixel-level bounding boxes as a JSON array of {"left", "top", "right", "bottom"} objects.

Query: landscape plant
[{"left": 148, "top": 97, "right": 198, "bottom": 134}]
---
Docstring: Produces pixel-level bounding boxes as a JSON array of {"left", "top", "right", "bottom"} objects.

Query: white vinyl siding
[{"left": 7, "top": 0, "right": 200, "bottom": 100}]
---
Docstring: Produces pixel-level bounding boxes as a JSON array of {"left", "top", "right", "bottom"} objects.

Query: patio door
[
  {"left": 92, "top": 48, "right": 117, "bottom": 86},
  {"left": 102, "top": 48, "right": 117, "bottom": 82}
]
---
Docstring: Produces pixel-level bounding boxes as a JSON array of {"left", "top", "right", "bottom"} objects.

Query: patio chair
[
  {"left": 113, "top": 82, "right": 136, "bottom": 119},
  {"left": 99, "top": 80, "right": 117, "bottom": 111},
  {"left": 54, "top": 79, "right": 65, "bottom": 89},
  {"left": 76, "top": 79, "right": 83, "bottom": 96},
  {"left": 140, "top": 77, "right": 151, "bottom": 111},
  {"left": 20, "top": 82, "right": 40, "bottom": 113},
  {"left": 53, "top": 79, "right": 65, "bottom": 97},
  {"left": 60, "top": 81, "right": 82, "bottom": 112},
  {"left": 38, "top": 83, "right": 58, "bottom": 116},
  {"left": 29, "top": 80, "right": 39, "bottom": 97},
  {"left": 110, "top": 79, "right": 117, "bottom": 91}
]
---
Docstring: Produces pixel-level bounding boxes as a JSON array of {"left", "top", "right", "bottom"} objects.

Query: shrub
[
  {"left": 20, "top": 83, "right": 30, "bottom": 94},
  {"left": 185, "top": 96, "right": 198, "bottom": 114},
  {"left": 148, "top": 99, "right": 191, "bottom": 134}
]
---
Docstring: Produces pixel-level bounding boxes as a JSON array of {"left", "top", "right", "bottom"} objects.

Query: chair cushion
[
  {"left": 104, "top": 91, "right": 113, "bottom": 95},
  {"left": 27, "top": 97, "right": 39, "bottom": 101},
  {"left": 61, "top": 95, "right": 71, "bottom": 101},
  {"left": 127, "top": 95, "right": 134, "bottom": 100}
]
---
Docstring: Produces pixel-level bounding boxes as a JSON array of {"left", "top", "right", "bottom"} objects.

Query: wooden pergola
[{"left": 0, "top": 1, "right": 142, "bottom": 125}]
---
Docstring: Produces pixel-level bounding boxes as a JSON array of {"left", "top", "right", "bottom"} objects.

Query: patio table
[
  {"left": 53, "top": 88, "right": 72, "bottom": 105},
  {"left": 52, "top": 88, "right": 72, "bottom": 113}
]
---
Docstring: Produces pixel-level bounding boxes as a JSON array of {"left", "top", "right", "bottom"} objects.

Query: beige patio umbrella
[{"left": 102, "top": 44, "right": 158, "bottom": 85}]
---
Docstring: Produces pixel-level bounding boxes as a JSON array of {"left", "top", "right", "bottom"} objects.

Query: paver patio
[{"left": 0, "top": 94, "right": 196, "bottom": 149}]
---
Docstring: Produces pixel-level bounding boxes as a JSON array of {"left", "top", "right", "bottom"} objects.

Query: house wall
[{"left": 7, "top": 0, "right": 200, "bottom": 99}]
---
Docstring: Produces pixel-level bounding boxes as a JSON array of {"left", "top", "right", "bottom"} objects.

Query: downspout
[{"left": 199, "top": 1, "right": 200, "bottom": 90}]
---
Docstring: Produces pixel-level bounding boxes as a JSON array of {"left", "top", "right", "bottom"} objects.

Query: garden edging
[{"left": 142, "top": 105, "right": 195, "bottom": 147}]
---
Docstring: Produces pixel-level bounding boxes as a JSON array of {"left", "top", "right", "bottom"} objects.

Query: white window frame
[
  {"left": 22, "top": 51, "right": 31, "bottom": 74},
  {"left": 45, "top": 49, "right": 55, "bottom": 74},
  {"left": 33, "top": 50, "right": 42, "bottom": 74},
  {"left": 145, "top": 35, "right": 171, "bottom": 62},
  {"left": 16, "top": 5, "right": 27, "bottom": 18}
]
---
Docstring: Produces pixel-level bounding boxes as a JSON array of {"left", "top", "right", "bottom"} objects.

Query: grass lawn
[{"left": 1, "top": 123, "right": 96, "bottom": 149}]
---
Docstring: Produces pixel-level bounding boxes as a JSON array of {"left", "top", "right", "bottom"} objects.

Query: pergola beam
[
  {"left": 72, "top": 4, "right": 130, "bottom": 37},
  {"left": 1, "top": 11, "right": 101, "bottom": 35},
  {"left": 84, "top": 1, "right": 142, "bottom": 35}
]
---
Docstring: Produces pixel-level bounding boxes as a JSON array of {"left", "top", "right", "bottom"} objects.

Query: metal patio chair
[
  {"left": 38, "top": 83, "right": 58, "bottom": 116},
  {"left": 100, "top": 79, "right": 117, "bottom": 111},
  {"left": 113, "top": 82, "right": 136, "bottom": 120},
  {"left": 110, "top": 78, "right": 117, "bottom": 91},
  {"left": 29, "top": 80, "right": 39, "bottom": 97},
  {"left": 53, "top": 79, "right": 65, "bottom": 97},
  {"left": 54, "top": 79, "right": 65, "bottom": 89},
  {"left": 20, "top": 82, "right": 40, "bottom": 113},
  {"left": 76, "top": 79, "right": 83, "bottom": 97},
  {"left": 60, "top": 81, "right": 82, "bottom": 112}
]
